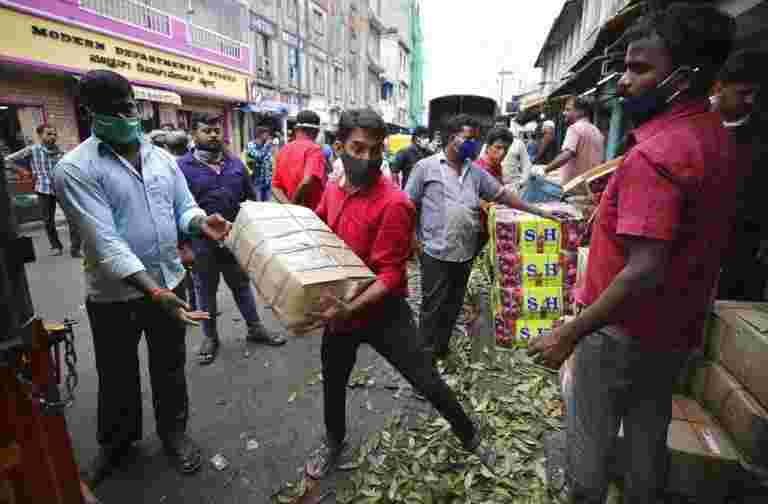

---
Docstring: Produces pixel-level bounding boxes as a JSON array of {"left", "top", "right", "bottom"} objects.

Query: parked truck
[{"left": 427, "top": 94, "right": 498, "bottom": 141}]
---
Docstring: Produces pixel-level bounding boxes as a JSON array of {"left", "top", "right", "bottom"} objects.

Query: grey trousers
[{"left": 566, "top": 328, "right": 688, "bottom": 504}]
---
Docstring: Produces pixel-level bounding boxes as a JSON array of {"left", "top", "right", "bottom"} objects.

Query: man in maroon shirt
[
  {"left": 272, "top": 110, "right": 327, "bottom": 209},
  {"left": 529, "top": 4, "right": 739, "bottom": 503},
  {"left": 304, "top": 108, "right": 496, "bottom": 479}
]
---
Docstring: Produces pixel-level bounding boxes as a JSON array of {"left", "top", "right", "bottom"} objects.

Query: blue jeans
[
  {"left": 192, "top": 245, "right": 261, "bottom": 340},
  {"left": 254, "top": 184, "right": 271, "bottom": 202}
]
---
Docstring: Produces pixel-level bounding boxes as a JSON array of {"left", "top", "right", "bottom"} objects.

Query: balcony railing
[
  {"left": 188, "top": 24, "right": 244, "bottom": 60},
  {"left": 80, "top": 0, "right": 171, "bottom": 36}
]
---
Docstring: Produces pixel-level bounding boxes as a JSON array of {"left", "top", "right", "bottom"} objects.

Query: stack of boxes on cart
[{"left": 488, "top": 203, "right": 587, "bottom": 347}]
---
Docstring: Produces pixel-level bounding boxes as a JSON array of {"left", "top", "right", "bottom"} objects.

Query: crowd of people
[{"left": 3, "top": 2, "right": 766, "bottom": 501}]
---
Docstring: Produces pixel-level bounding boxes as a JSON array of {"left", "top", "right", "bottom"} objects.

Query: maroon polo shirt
[
  {"left": 316, "top": 174, "right": 415, "bottom": 331},
  {"left": 582, "top": 100, "right": 745, "bottom": 351}
]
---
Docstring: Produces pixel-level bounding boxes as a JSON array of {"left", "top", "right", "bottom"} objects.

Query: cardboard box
[
  {"left": 614, "top": 411, "right": 742, "bottom": 500},
  {"left": 707, "top": 306, "right": 768, "bottom": 410},
  {"left": 225, "top": 202, "right": 375, "bottom": 333},
  {"left": 691, "top": 362, "right": 768, "bottom": 467},
  {"left": 706, "top": 302, "right": 768, "bottom": 360}
]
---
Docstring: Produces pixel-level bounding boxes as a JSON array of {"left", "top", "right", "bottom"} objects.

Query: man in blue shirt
[
  {"left": 54, "top": 70, "right": 231, "bottom": 486},
  {"left": 179, "top": 114, "right": 286, "bottom": 366},
  {"left": 244, "top": 125, "right": 274, "bottom": 201}
]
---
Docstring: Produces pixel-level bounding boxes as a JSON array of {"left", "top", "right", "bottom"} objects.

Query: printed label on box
[
  {"left": 523, "top": 287, "right": 563, "bottom": 319},
  {"left": 520, "top": 217, "right": 539, "bottom": 254},
  {"left": 539, "top": 220, "right": 561, "bottom": 254},
  {"left": 544, "top": 254, "right": 562, "bottom": 287},
  {"left": 522, "top": 254, "right": 546, "bottom": 287}
]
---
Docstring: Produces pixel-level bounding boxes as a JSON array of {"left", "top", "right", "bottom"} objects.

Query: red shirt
[
  {"left": 582, "top": 100, "right": 745, "bottom": 351},
  {"left": 272, "top": 139, "right": 327, "bottom": 209},
  {"left": 316, "top": 175, "right": 416, "bottom": 331},
  {"left": 475, "top": 157, "right": 503, "bottom": 183}
]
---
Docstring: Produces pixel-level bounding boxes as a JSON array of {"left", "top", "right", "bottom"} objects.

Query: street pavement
[{"left": 22, "top": 224, "right": 427, "bottom": 504}]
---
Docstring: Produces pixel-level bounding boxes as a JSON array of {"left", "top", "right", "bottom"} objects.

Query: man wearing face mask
[
  {"left": 178, "top": 114, "right": 286, "bottom": 365},
  {"left": 304, "top": 108, "right": 497, "bottom": 479},
  {"left": 543, "top": 97, "right": 604, "bottom": 185},
  {"left": 272, "top": 110, "right": 327, "bottom": 209},
  {"left": 713, "top": 49, "right": 768, "bottom": 301},
  {"left": 527, "top": 5, "right": 740, "bottom": 503},
  {"left": 390, "top": 126, "right": 432, "bottom": 189},
  {"left": 54, "top": 70, "right": 232, "bottom": 485},
  {"left": 406, "top": 114, "right": 557, "bottom": 362}
]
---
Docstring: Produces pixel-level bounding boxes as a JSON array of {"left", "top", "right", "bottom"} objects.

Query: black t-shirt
[{"left": 391, "top": 144, "right": 430, "bottom": 188}]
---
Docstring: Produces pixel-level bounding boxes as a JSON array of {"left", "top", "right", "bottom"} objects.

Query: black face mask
[{"left": 341, "top": 153, "right": 382, "bottom": 188}]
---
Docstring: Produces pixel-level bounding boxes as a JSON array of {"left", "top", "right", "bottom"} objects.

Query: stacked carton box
[{"left": 489, "top": 203, "right": 585, "bottom": 347}]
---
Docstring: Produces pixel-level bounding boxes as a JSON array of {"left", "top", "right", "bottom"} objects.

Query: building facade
[{"left": 0, "top": 0, "right": 425, "bottom": 159}]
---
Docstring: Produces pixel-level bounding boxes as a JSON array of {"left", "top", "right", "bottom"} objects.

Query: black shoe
[
  {"left": 305, "top": 436, "right": 346, "bottom": 480},
  {"left": 52, "top": 247, "right": 64, "bottom": 256},
  {"left": 464, "top": 421, "right": 497, "bottom": 471},
  {"left": 71, "top": 249, "right": 83, "bottom": 258},
  {"left": 162, "top": 434, "right": 202, "bottom": 475},
  {"left": 247, "top": 324, "right": 287, "bottom": 346},
  {"left": 82, "top": 443, "right": 133, "bottom": 488}
]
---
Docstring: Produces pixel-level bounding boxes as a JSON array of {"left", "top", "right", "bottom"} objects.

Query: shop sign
[
  {"left": 0, "top": 9, "right": 249, "bottom": 101},
  {"left": 133, "top": 85, "right": 182, "bottom": 105},
  {"left": 251, "top": 16, "right": 276, "bottom": 37},
  {"left": 282, "top": 31, "right": 303, "bottom": 49}
]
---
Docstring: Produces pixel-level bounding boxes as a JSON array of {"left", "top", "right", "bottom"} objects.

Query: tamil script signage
[{"left": 0, "top": 8, "right": 248, "bottom": 101}]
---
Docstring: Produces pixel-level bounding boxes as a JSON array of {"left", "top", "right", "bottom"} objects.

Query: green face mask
[{"left": 92, "top": 113, "right": 142, "bottom": 145}]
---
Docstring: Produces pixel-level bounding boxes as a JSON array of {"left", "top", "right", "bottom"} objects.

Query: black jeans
[
  {"left": 419, "top": 253, "right": 473, "bottom": 358},
  {"left": 322, "top": 296, "right": 476, "bottom": 447},
  {"left": 38, "top": 192, "right": 81, "bottom": 252},
  {"left": 86, "top": 286, "right": 189, "bottom": 447}
]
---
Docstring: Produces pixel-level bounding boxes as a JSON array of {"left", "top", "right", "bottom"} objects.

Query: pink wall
[{"left": 2, "top": 0, "right": 251, "bottom": 74}]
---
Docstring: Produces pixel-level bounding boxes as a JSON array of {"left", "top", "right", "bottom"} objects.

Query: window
[
  {"left": 288, "top": 46, "right": 300, "bottom": 88},
  {"left": 287, "top": 0, "right": 298, "bottom": 19},
  {"left": 313, "top": 61, "right": 325, "bottom": 95},
  {"left": 256, "top": 33, "right": 273, "bottom": 81},
  {"left": 350, "top": 27, "right": 359, "bottom": 54},
  {"left": 312, "top": 8, "right": 325, "bottom": 36},
  {"left": 334, "top": 67, "right": 343, "bottom": 99}
]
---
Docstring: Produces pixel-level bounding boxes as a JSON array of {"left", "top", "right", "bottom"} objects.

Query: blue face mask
[
  {"left": 621, "top": 66, "right": 694, "bottom": 125},
  {"left": 456, "top": 138, "right": 481, "bottom": 163}
]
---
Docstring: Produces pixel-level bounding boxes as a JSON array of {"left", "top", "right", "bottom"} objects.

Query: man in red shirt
[
  {"left": 304, "top": 108, "right": 496, "bottom": 480},
  {"left": 529, "top": 4, "right": 738, "bottom": 502},
  {"left": 272, "top": 110, "right": 327, "bottom": 209}
]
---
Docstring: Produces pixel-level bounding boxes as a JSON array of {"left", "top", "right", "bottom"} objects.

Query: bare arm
[
  {"left": 496, "top": 188, "right": 556, "bottom": 220},
  {"left": 272, "top": 186, "right": 290, "bottom": 204},
  {"left": 544, "top": 149, "right": 575, "bottom": 174},
  {"left": 562, "top": 237, "right": 669, "bottom": 344},
  {"left": 292, "top": 174, "right": 320, "bottom": 207}
]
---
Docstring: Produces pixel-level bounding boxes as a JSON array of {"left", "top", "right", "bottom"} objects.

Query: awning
[
  {"left": 239, "top": 101, "right": 290, "bottom": 115},
  {"left": 133, "top": 85, "right": 182, "bottom": 105}
]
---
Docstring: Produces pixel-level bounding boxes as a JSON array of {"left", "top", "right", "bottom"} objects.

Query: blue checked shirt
[
  {"left": 54, "top": 137, "right": 206, "bottom": 302},
  {"left": 245, "top": 141, "right": 273, "bottom": 189},
  {"left": 5, "top": 144, "right": 63, "bottom": 194}
]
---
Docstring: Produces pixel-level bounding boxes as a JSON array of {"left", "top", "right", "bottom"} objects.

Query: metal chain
[{"left": 14, "top": 319, "right": 79, "bottom": 415}]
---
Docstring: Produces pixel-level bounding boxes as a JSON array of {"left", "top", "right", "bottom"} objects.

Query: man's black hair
[
  {"left": 624, "top": 3, "right": 736, "bottom": 97},
  {"left": 77, "top": 70, "right": 134, "bottom": 111},
  {"left": 295, "top": 110, "right": 321, "bottom": 134},
  {"left": 190, "top": 113, "right": 223, "bottom": 130},
  {"left": 718, "top": 49, "right": 768, "bottom": 85},
  {"left": 442, "top": 114, "right": 481, "bottom": 144},
  {"left": 568, "top": 96, "right": 593, "bottom": 118},
  {"left": 485, "top": 127, "right": 515, "bottom": 147},
  {"left": 36, "top": 123, "right": 55, "bottom": 136},
  {"left": 336, "top": 108, "right": 387, "bottom": 144},
  {"left": 412, "top": 126, "right": 429, "bottom": 139}
]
